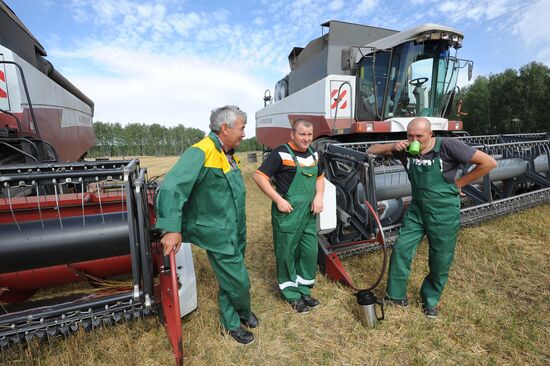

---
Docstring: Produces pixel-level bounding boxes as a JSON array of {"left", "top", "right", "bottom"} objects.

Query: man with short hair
[
  {"left": 156, "top": 105, "right": 258, "bottom": 344},
  {"left": 367, "top": 117, "right": 496, "bottom": 318},
  {"left": 253, "top": 119, "right": 325, "bottom": 313}
]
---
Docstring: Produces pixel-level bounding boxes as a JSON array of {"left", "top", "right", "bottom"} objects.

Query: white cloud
[
  {"left": 168, "top": 12, "right": 203, "bottom": 37},
  {"left": 440, "top": 1, "right": 462, "bottom": 13},
  {"left": 210, "top": 9, "right": 229, "bottom": 23},
  {"left": 253, "top": 17, "right": 265, "bottom": 26},
  {"left": 32, "top": 0, "right": 545, "bottom": 139},
  {"left": 328, "top": 0, "right": 344, "bottom": 11},
  {"left": 514, "top": 0, "right": 550, "bottom": 65},
  {"left": 94, "top": 0, "right": 118, "bottom": 21},
  {"left": 356, "top": 0, "right": 378, "bottom": 16},
  {"left": 432, "top": 0, "right": 520, "bottom": 25},
  {"left": 196, "top": 28, "right": 220, "bottom": 42},
  {"left": 484, "top": 0, "right": 508, "bottom": 19},
  {"left": 38, "top": 0, "right": 56, "bottom": 8},
  {"left": 409, "top": 0, "right": 438, "bottom": 4},
  {"left": 56, "top": 45, "right": 266, "bottom": 137}
]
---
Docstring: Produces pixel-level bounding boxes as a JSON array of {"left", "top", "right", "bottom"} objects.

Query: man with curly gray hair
[{"left": 156, "top": 105, "right": 258, "bottom": 345}]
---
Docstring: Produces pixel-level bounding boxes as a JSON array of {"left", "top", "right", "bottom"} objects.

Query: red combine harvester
[
  {"left": 0, "top": 2, "right": 196, "bottom": 365},
  {"left": 256, "top": 20, "right": 550, "bottom": 288}
]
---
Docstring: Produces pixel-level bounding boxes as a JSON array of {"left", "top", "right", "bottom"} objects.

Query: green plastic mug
[{"left": 406, "top": 141, "right": 420, "bottom": 155}]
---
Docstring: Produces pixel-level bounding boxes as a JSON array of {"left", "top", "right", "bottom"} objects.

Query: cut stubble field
[{"left": 2, "top": 154, "right": 549, "bottom": 365}]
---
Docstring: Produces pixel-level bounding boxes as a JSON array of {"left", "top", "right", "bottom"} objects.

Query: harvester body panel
[{"left": 0, "top": 44, "right": 95, "bottom": 162}]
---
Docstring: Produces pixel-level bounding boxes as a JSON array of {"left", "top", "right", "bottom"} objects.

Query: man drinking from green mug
[{"left": 367, "top": 117, "right": 496, "bottom": 319}]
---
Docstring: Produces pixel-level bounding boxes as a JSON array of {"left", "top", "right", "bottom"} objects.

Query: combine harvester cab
[
  {"left": 256, "top": 20, "right": 550, "bottom": 288},
  {"left": 0, "top": 2, "right": 196, "bottom": 364}
]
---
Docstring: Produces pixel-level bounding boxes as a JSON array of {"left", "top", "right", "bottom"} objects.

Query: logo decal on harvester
[
  {"left": 0, "top": 67, "right": 9, "bottom": 111},
  {"left": 0, "top": 70, "right": 7, "bottom": 98},
  {"left": 330, "top": 89, "right": 347, "bottom": 109},
  {"left": 329, "top": 80, "right": 352, "bottom": 119}
]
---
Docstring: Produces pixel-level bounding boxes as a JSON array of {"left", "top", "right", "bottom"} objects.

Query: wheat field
[{"left": 1, "top": 154, "right": 549, "bottom": 365}]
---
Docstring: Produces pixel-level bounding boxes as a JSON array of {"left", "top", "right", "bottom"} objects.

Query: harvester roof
[
  {"left": 356, "top": 23, "right": 464, "bottom": 62},
  {"left": 0, "top": 0, "right": 47, "bottom": 64}
]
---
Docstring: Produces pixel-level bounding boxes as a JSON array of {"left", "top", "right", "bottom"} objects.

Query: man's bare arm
[
  {"left": 455, "top": 150, "right": 497, "bottom": 189},
  {"left": 252, "top": 172, "right": 293, "bottom": 213},
  {"left": 311, "top": 176, "right": 325, "bottom": 214},
  {"left": 367, "top": 141, "right": 409, "bottom": 156}
]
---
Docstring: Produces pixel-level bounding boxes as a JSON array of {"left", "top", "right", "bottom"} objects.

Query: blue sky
[{"left": 5, "top": 0, "right": 550, "bottom": 137}]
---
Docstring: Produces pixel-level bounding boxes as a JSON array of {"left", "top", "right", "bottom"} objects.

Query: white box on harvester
[
  {"left": 318, "top": 178, "right": 337, "bottom": 234},
  {"left": 175, "top": 243, "right": 198, "bottom": 317}
]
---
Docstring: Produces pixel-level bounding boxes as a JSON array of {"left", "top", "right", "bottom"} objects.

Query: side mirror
[
  {"left": 263, "top": 89, "right": 272, "bottom": 107},
  {"left": 468, "top": 62, "right": 473, "bottom": 81},
  {"left": 341, "top": 48, "right": 357, "bottom": 71}
]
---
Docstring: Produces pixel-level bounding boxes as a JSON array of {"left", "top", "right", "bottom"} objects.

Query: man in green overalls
[
  {"left": 368, "top": 118, "right": 496, "bottom": 318},
  {"left": 253, "top": 119, "right": 325, "bottom": 313},
  {"left": 156, "top": 105, "right": 258, "bottom": 344}
]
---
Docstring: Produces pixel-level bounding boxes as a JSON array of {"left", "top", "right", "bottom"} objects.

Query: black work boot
[
  {"left": 288, "top": 298, "right": 309, "bottom": 314},
  {"left": 301, "top": 295, "right": 320, "bottom": 308},
  {"left": 383, "top": 296, "right": 410, "bottom": 308},
  {"left": 226, "top": 326, "right": 255, "bottom": 345},
  {"left": 240, "top": 312, "right": 259, "bottom": 328},
  {"left": 422, "top": 305, "right": 439, "bottom": 319}
]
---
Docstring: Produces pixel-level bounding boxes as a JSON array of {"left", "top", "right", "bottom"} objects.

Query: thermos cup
[{"left": 355, "top": 290, "right": 384, "bottom": 328}]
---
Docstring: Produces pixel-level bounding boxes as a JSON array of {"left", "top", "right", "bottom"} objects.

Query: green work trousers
[
  {"left": 206, "top": 244, "right": 252, "bottom": 331},
  {"left": 386, "top": 138, "right": 461, "bottom": 308}
]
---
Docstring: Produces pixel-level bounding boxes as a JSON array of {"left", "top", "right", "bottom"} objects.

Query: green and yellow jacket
[{"left": 155, "top": 132, "right": 246, "bottom": 255}]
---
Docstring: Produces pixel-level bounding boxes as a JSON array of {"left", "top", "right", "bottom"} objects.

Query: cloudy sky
[{"left": 5, "top": 0, "right": 550, "bottom": 137}]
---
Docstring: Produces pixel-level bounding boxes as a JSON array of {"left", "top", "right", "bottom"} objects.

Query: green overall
[
  {"left": 206, "top": 163, "right": 251, "bottom": 331},
  {"left": 386, "top": 138, "right": 461, "bottom": 308},
  {"left": 156, "top": 133, "right": 251, "bottom": 331},
  {"left": 271, "top": 145, "right": 319, "bottom": 302}
]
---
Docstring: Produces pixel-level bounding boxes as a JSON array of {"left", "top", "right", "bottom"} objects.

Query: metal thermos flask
[{"left": 355, "top": 290, "right": 384, "bottom": 328}]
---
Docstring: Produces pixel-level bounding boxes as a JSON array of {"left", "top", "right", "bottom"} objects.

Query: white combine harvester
[{"left": 256, "top": 20, "right": 550, "bottom": 287}]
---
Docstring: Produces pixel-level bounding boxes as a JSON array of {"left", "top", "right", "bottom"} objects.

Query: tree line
[
  {"left": 89, "top": 122, "right": 205, "bottom": 157},
  {"left": 89, "top": 122, "right": 262, "bottom": 157},
  {"left": 461, "top": 62, "right": 550, "bottom": 135}
]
